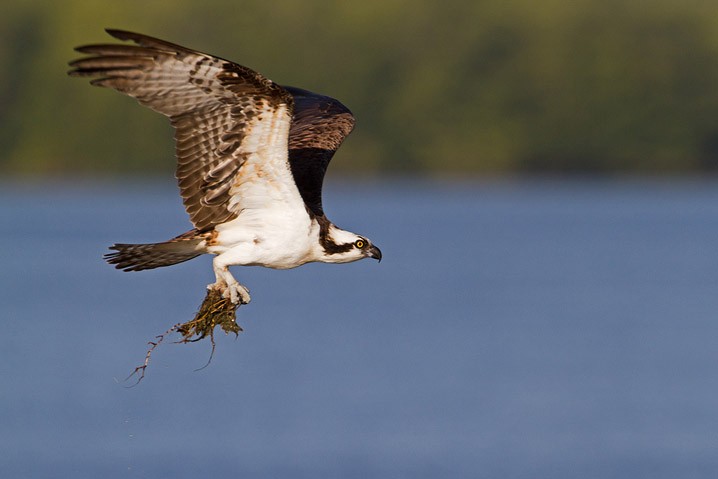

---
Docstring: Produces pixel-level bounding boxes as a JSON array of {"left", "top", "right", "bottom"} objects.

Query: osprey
[{"left": 69, "top": 29, "right": 381, "bottom": 304}]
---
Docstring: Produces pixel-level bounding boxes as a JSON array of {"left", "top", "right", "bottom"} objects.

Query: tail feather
[{"left": 105, "top": 231, "right": 206, "bottom": 272}]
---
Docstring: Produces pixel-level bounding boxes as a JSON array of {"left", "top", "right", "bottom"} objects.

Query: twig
[{"left": 124, "top": 322, "right": 183, "bottom": 387}]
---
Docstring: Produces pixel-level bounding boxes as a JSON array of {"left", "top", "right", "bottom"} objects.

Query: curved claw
[
  {"left": 208, "top": 281, "right": 250, "bottom": 305},
  {"left": 226, "top": 283, "right": 251, "bottom": 305}
]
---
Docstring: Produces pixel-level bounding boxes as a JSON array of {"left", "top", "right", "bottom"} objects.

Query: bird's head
[{"left": 318, "top": 224, "right": 382, "bottom": 264}]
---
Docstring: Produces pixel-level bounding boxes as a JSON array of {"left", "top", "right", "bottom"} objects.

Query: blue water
[{"left": 2, "top": 179, "right": 718, "bottom": 478}]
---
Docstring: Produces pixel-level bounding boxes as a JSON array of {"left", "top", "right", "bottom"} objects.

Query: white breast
[{"left": 208, "top": 207, "right": 320, "bottom": 269}]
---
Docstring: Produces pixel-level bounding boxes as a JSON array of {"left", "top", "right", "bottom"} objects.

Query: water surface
[{"left": 1, "top": 179, "right": 718, "bottom": 478}]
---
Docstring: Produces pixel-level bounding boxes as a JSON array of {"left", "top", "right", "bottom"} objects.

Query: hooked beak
[{"left": 368, "top": 245, "right": 382, "bottom": 262}]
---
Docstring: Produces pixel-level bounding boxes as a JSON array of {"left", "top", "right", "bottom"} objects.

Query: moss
[
  {"left": 125, "top": 288, "right": 242, "bottom": 385},
  {"left": 177, "top": 288, "right": 242, "bottom": 342}
]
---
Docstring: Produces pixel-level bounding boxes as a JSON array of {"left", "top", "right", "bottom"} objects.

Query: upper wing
[
  {"left": 68, "top": 29, "right": 299, "bottom": 231},
  {"left": 283, "top": 86, "right": 355, "bottom": 217}
]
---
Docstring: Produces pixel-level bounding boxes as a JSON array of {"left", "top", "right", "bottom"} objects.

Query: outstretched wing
[
  {"left": 283, "top": 86, "right": 355, "bottom": 217},
  {"left": 68, "top": 29, "right": 299, "bottom": 231}
]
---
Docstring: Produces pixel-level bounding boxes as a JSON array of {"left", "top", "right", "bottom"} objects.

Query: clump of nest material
[
  {"left": 126, "top": 288, "right": 242, "bottom": 385},
  {"left": 176, "top": 288, "right": 242, "bottom": 340}
]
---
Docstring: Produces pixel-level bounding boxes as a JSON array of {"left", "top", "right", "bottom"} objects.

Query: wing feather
[
  {"left": 283, "top": 86, "right": 355, "bottom": 217},
  {"left": 69, "top": 29, "right": 297, "bottom": 231}
]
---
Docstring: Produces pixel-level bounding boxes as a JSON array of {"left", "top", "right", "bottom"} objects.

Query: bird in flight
[{"left": 69, "top": 29, "right": 381, "bottom": 305}]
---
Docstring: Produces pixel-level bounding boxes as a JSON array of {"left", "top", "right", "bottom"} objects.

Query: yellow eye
[{"left": 354, "top": 239, "right": 365, "bottom": 249}]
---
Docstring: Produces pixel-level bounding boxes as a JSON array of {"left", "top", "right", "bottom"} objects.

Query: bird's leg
[{"left": 209, "top": 255, "right": 251, "bottom": 304}]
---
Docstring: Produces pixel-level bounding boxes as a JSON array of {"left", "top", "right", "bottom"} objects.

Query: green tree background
[{"left": 2, "top": 0, "right": 718, "bottom": 177}]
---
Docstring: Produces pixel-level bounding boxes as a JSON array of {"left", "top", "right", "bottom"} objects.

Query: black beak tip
[{"left": 370, "top": 245, "right": 382, "bottom": 263}]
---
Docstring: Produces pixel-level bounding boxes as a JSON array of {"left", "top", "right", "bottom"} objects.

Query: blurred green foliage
[{"left": 2, "top": 0, "right": 718, "bottom": 176}]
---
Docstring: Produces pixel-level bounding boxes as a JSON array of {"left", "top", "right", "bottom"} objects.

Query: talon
[
  {"left": 222, "top": 283, "right": 251, "bottom": 305},
  {"left": 209, "top": 263, "right": 250, "bottom": 304}
]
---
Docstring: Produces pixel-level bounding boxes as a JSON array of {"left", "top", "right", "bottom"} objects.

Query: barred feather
[{"left": 105, "top": 232, "right": 205, "bottom": 271}]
